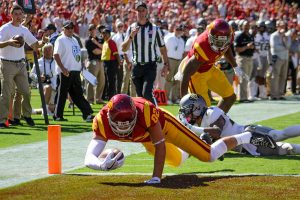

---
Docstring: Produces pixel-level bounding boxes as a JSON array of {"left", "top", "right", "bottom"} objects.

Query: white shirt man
[
  {"left": 53, "top": 20, "right": 93, "bottom": 122},
  {"left": 112, "top": 21, "right": 126, "bottom": 57},
  {"left": 54, "top": 33, "right": 82, "bottom": 73},
  {"left": 0, "top": 4, "right": 46, "bottom": 128},
  {"left": 164, "top": 25, "right": 185, "bottom": 103},
  {"left": 165, "top": 31, "right": 185, "bottom": 60},
  {"left": 0, "top": 22, "right": 37, "bottom": 60},
  {"left": 31, "top": 52, "right": 57, "bottom": 90}
]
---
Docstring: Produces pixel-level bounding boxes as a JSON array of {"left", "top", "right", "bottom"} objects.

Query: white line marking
[{"left": 67, "top": 172, "right": 300, "bottom": 177}]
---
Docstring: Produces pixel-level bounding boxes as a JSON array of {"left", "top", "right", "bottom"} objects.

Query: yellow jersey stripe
[
  {"left": 144, "top": 101, "right": 151, "bottom": 127},
  {"left": 194, "top": 43, "right": 209, "bottom": 61},
  {"left": 97, "top": 114, "right": 107, "bottom": 139},
  {"left": 163, "top": 112, "right": 210, "bottom": 152}
]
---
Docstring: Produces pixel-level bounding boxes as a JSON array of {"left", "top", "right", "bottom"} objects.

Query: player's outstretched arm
[
  {"left": 84, "top": 135, "right": 108, "bottom": 170},
  {"left": 146, "top": 122, "right": 166, "bottom": 184}
]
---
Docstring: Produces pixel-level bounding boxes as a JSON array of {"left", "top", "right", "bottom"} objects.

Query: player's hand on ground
[
  {"left": 100, "top": 152, "right": 115, "bottom": 170},
  {"left": 144, "top": 177, "right": 161, "bottom": 184},
  {"left": 108, "top": 152, "right": 124, "bottom": 170}
]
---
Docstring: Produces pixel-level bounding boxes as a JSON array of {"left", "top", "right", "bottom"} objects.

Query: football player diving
[
  {"left": 84, "top": 94, "right": 276, "bottom": 184},
  {"left": 176, "top": 19, "right": 249, "bottom": 113},
  {"left": 179, "top": 93, "right": 300, "bottom": 156}
]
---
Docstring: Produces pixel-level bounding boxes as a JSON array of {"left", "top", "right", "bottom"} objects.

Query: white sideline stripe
[
  {"left": 1, "top": 99, "right": 300, "bottom": 188},
  {"left": 67, "top": 172, "right": 300, "bottom": 177}
]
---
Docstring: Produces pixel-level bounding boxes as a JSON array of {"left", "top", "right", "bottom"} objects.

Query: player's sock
[
  {"left": 210, "top": 139, "right": 227, "bottom": 161},
  {"left": 282, "top": 125, "right": 300, "bottom": 140},
  {"left": 290, "top": 144, "right": 300, "bottom": 154},
  {"left": 233, "top": 131, "right": 252, "bottom": 145}
]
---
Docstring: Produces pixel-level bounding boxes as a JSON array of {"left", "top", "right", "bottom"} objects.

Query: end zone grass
[{"left": 0, "top": 175, "right": 299, "bottom": 200}]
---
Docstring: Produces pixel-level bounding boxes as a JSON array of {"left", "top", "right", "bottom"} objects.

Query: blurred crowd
[
  {"left": 0, "top": 0, "right": 299, "bottom": 127},
  {"left": 0, "top": 0, "right": 299, "bottom": 35}
]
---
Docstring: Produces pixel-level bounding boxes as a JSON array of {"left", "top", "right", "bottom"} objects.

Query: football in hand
[
  {"left": 99, "top": 148, "right": 124, "bottom": 161},
  {"left": 12, "top": 35, "right": 25, "bottom": 47}
]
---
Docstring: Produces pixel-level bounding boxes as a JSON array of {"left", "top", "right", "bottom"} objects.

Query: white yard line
[
  {"left": 68, "top": 172, "right": 300, "bottom": 177},
  {"left": 1, "top": 99, "right": 300, "bottom": 188}
]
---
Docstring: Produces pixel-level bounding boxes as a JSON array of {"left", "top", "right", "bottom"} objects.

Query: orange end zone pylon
[{"left": 48, "top": 125, "right": 61, "bottom": 174}]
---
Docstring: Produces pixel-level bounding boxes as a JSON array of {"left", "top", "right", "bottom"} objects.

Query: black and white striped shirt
[{"left": 125, "top": 21, "right": 165, "bottom": 64}]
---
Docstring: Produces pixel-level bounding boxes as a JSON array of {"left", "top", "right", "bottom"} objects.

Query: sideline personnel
[
  {"left": 121, "top": 1, "right": 169, "bottom": 104},
  {"left": 0, "top": 4, "right": 47, "bottom": 128}
]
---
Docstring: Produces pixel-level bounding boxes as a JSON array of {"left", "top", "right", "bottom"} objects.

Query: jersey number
[{"left": 151, "top": 108, "right": 159, "bottom": 123}]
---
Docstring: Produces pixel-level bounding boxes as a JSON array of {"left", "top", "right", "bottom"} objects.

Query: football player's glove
[
  {"left": 100, "top": 151, "right": 123, "bottom": 171},
  {"left": 144, "top": 177, "right": 161, "bottom": 184},
  {"left": 108, "top": 152, "right": 125, "bottom": 170}
]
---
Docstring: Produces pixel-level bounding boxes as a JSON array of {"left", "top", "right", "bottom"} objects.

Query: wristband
[
  {"left": 129, "top": 35, "right": 133, "bottom": 40},
  {"left": 153, "top": 138, "right": 165, "bottom": 146}
]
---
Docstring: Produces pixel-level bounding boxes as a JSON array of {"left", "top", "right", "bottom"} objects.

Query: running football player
[{"left": 177, "top": 19, "right": 248, "bottom": 113}]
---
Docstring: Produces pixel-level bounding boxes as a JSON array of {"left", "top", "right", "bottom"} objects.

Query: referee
[{"left": 121, "top": 1, "right": 169, "bottom": 104}]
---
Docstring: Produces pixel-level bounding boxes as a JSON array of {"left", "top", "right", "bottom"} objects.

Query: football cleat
[{"left": 250, "top": 132, "right": 277, "bottom": 149}]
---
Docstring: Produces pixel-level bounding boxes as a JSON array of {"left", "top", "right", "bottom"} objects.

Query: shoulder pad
[{"left": 205, "top": 107, "right": 224, "bottom": 124}]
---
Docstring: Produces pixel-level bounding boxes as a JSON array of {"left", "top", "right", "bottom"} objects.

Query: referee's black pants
[
  {"left": 54, "top": 71, "right": 93, "bottom": 119},
  {"left": 132, "top": 62, "right": 157, "bottom": 104}
]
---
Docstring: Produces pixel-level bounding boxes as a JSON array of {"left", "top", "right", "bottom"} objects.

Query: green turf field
[{"left": 1, "top": 90, "right": 300, "bottom": 199}]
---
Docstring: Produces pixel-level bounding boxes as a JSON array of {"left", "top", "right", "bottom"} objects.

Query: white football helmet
[{"left": 179, "top": 93, "right": 207, "bottom": 125}]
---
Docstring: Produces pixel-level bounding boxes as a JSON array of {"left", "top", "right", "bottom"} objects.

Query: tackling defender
[
  {"left": 84, "top": 94, "right": 276, "bottom": 184},
  {"left": 179, "top": 93, "right": 300, "bottom": 156},
  {"left": 177, "top": 19, "right": 248, "bottom": 113}
]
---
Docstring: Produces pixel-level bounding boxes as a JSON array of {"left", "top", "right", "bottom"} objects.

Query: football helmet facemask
[
  {"left": 107, "top": 94, "right": 137, "bottom": 137},
  {"left": 179, "top": 93, "right": 207, "bottom": 125},
  {"left": 208, "top": 19, "right": 232, "bottom": 52}
]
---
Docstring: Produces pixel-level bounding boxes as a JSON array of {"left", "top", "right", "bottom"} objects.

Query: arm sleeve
[
  {"left": 84, "top": 139, "right": 107, "bottom": 170},
  {"left": 24, "top": 27, "right": 38, "bottom": 46},
  {"left": 53, "top": 37, "right": 64, "bottom": 55},
  {"left": 156, "top": 27, "right": 165, "bottom": 47}
]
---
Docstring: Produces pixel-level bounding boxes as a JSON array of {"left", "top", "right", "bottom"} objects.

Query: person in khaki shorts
[
  {"left": 84, "top": 24, "right": 105, "bottom": 104},
  {"left": 0, "top": 4, "right": 47, "bottom": 128}
]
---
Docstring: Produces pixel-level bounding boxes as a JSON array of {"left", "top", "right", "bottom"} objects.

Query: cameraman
[{"left": 30, "top": 43, "right": 56, "bottom": 115}]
